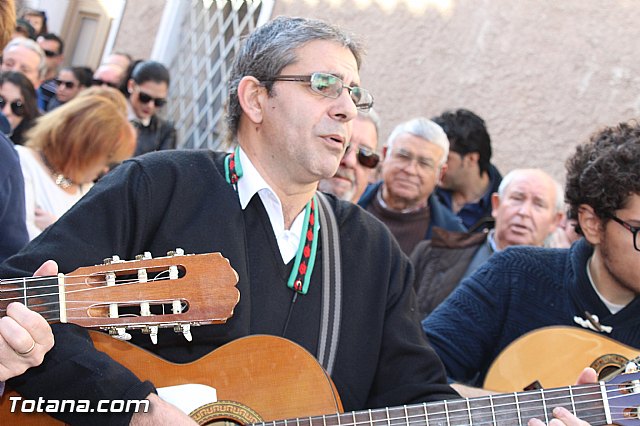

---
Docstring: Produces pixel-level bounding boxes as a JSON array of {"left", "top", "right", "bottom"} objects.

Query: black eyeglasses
[
  {"left": 137, "top": 91, "right": 167, "bottom": 108},
  {"left": 43, "top": 49, "right": 59, "bottom": 58},
  {"left": 92, "top": 79, "right": 118, "bottom": 88},
  {"left": 261, "top": 72, "right": 374, "bottom": 111},
  {"left": 55, "top": 79, "right": 76, "bottom": 89},
  {"left": 0, "top": 96, "right": 25, "bottom": 116},
  {"left": 345, "top": 144, "right": 380, "bottom": 168},
  {"left": 609, "top": 214, "right": 640, "bottom": 251}
]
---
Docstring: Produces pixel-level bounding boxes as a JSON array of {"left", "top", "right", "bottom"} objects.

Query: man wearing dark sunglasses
[
  {"left": 318, "top": 109, "right": 381, "bottom": 202},
  {"left": 35, "top": 33, "right": 64, "bottom": 110},
  {"left": 126, "top": 60, "right": 176, "bottom": 156},
  {"left": 91, "top": 63, "right": 125, "bottom": 90}
]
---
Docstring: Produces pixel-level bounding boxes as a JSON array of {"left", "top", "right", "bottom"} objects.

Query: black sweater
[{"left": 1, "top": 150, "right": 457, "bottom": 425}]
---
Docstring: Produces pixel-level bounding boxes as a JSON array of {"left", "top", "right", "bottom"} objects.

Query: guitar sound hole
[{"left": 598, "top": 365, "right": 620, "bottom": 380}]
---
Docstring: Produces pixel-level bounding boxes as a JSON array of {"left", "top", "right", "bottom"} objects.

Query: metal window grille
[{"left": 167, "top": 0, "right": 264, "bottom": 150}]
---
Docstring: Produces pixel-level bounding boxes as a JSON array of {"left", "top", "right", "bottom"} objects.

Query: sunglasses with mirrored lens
[
  {"left": 138, "top": 91, "right": 167, "bottom": 108},
  {"left": 91, "top": 79, "right": 118, "bottom": 88},
  {"left": 0, "top": 96, "right": 25, "bottom": 116},
  {"left": 43, "top": 49, "right": 59, "bottom": 58},
  {"left": 55, "top": 79, "right": 76, "bottom": 89},
  {"left": 345, "top": 145, "right": 380, "bottom": 168},
  {"left": 262, "top": 72, "right": 374, "bottom": 111}
]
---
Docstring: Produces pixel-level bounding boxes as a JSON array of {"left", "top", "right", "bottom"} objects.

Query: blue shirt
[{"left": 436, "top": 163, "right": 502, "bottom": 232}]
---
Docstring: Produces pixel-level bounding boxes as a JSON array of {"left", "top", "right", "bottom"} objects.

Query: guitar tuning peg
[
  {"left": 167, "top": 248, "right": 184, "bottom": 257},
  {"left": 109, "top": 327, "right": 132, "bottom": 341},
  {"left": 135, "top": 252, "right": 152, "bottom": 260},
  {"left": 174, "top": 324, "right": 192, "bottom": 342},
  {"left": 149, "top": 325, "right": 158, "bottom": 344}
]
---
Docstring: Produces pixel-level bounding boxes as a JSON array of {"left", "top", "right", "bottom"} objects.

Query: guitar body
[
  {"left": 484, "top": 326, "right": 639, "bottom": 392},
  {"left": 0, "top": 333, "right": 343, "bottom": 425}
]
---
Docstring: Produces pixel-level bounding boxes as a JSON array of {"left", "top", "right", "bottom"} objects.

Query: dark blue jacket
[
  {"left": 436, "top": 163, "right": 502, "bottom": 232},
  {"left": 423, "top": 238, "right": 640, "bottom": 386},
  {"left": 358, "top": 181, "right": 466, "bottom": 240},
  {"left": 0, "top": 132, "right": 28, "bottom": 262}
]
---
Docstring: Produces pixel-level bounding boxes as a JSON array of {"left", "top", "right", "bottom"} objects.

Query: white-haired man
[
  {"left": 1, "top": 37, "right": 46, "bottom": 89},
  {"left": 358, "top": 117, "right": 466, "bottom": 255},
  {"left": 411, "top": 168, "right": 564, "bottom": 317}
]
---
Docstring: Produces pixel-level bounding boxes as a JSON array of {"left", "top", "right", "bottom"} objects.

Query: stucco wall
[
  {"left": 272, "top": 0, "right": 640, "bottom": 182},
  {"left": 111, "top": 0, "right": 166, "bottom": 61}
]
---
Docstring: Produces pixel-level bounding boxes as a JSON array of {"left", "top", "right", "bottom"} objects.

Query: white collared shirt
[{"left": 236, "top": 147, "right": 310, "bottom": 264}]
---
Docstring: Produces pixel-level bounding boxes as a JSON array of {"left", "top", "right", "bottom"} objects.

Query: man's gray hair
[
  {"left": 498, "top": 168, "right": 565, "bottom": 213},
  {"left": 3, "top": 37, "right": 46, "bottom": 80},
  {"left": 358, "top": 107, "right": 381, "bottom": 150},
  {"left": 386, "top": 117, "right": 449, "bottom": 166},
  {"left": 225, "top": 16, "right": 363, "bottom": 144}
]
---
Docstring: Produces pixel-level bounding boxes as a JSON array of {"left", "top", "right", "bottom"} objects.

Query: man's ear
[
  {"left": 437, "top": 162, "right": 448, "bottom": 185},
  {"left": 127, "top": 78, "right": 135, "bottom": 94},
  {"left": 491, "top": 192, "right": 500, "bottom": 219},
  {"left": 578, "top": 204, "right": 603, "bottom": 245},
  {"left": 465, "top": 152, "right": 480, "bottom": 166},
  {"left": 237, "top": 76, "right": 267, "bottom": 125}
]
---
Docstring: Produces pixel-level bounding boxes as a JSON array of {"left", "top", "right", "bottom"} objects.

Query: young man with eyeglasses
[
  {"left": 35, "top": 33, "right": 64, "bottom": 110},
  {"left": 358, "top": 117, "right": 466, "bottom": 255},
  {"left": 318, "top": 109, "right": 381, "bottom": 202},
  {"left": 423, "top": 122, "right": 640, "bottom": 397},
  {"left": 125, "top": 60, "right": 176, "bottom": 156}
]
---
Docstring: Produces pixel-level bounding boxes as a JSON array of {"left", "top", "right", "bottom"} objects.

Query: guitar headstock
[
  {"left": 604, "top": 360, "right": 640, "bottom": 425},
  {"left": 61, "top": 250, "right": 239, "bottom": 343}
]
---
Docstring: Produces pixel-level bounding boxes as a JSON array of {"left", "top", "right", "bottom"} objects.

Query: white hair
[
  {"left": 386, "top": 117, "right": 449, "bottom": 166},
  {"left": 498, "top": 168, "right": 565, "bottom": 213},
  {"left": 3, "top": 37, "right": 46, "bottom": 80}
]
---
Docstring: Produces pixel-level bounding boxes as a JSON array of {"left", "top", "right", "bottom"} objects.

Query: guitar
[
  {"left": 2, "top": 334, "right": 638, "bottom": 425},
  {"left": 0, "top": 250, "right": 240, "bottom": 340},
  {"left": 484, "top": 326, "right": 640, "bottom": 392}
]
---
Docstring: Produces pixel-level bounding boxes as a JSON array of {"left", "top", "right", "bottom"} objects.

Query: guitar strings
[
  {"left": 265, "top": 390, "right": 637, "bottom": 426},
  {"left": 0, "top": 269, "right": 173, "bottom": 286},
  {"left": 306, "top": 389, "right": 638, "bottom": 426},
  {"left": 0, "top": 272, "right": 177, "bottom": 315}
]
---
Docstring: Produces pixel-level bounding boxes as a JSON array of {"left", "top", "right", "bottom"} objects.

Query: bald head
[
  {"left": 93, "top": 64, "right": 125, "bottom": 88},
  {"left": 491, "top": 168, "right": 563, "bottom": 250}
]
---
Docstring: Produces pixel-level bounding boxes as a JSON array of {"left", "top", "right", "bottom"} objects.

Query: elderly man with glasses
[
  {"left": 423, "top": 122, "right": 640, "bottom": 399},
  {"left": 318, "top": 108, "right": 381, "bottom": 202},
  {"left": 358, "top": 117, "right": 466, "bottom": 255}
]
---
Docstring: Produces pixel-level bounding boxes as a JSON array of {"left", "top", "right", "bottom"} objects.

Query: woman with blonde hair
[{"left": 15, "top": 86, "right": 135, "bottom": 239}]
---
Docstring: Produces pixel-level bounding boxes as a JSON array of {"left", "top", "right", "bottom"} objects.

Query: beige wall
[
  {"left": 111, "top": 0, "right": 165, "bottom": 61},
  {"left": 272, "top": 0, "right": 640, "bottom": 182}
]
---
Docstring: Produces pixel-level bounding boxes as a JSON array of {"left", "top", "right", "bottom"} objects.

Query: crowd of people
[
  {"left": 0, "top": 5, "right": 177, "bottom": 247},
  {"left": 0, "top": 3, "right": 638, "bottom": 426}
]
